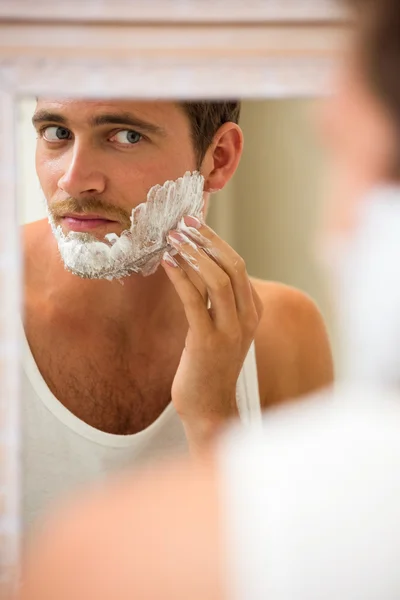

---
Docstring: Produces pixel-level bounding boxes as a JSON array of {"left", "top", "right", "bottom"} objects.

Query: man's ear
[{"left": 201, "top": 123, "right": 243, "bottom": 192}]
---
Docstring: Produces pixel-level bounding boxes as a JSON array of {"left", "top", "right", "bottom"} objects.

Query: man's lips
[{"left": 61, "top": 214, "right": 119, "bottom": 231}]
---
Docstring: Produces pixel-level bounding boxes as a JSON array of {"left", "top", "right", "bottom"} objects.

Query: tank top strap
[{"left": 236, "top": 342, "right": 263, "bottom": 426}]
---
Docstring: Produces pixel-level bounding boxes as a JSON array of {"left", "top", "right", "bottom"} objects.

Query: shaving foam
[{"left": 48, "top": 171, "right": 205, "bottom": 281}]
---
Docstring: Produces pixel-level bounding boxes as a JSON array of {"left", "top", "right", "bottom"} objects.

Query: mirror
[
  {"left": 0, "top": 4, "right": 346, "bottom": 591},
  {"left": 16, "top": 96, "right": 335, "bottom": 533}
]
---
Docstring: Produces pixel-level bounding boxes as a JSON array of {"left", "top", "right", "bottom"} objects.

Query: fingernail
[
  {"left": 162, "top": 251, "right": 179, "bottom": 268},
  {"left": 183, "top": 215, "right": 202, "bottom": 229},
  {"left": 168, "top": 231, "right": 197, "bottom": 249}
]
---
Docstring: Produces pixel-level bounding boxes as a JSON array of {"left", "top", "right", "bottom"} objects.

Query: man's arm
[
  {"left": 253, "top": 280, "right": 334, "bottom": 409},
  {"left": 162, "top": 216, "right": 333, "bottom": 454}
]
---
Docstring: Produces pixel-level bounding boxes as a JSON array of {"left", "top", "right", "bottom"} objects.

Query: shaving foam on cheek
[{"left": 48, "top": 171, "right": 205, "bottom": 281}]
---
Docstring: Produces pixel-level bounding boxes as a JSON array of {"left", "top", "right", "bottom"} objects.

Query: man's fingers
[
  {"left": 173, "top": 251, "right": 209, "bottom": 303},
  {"left": 161, "top": 252, "right": 212, "bottom": 335},
  {"left": 180, "top": 217, "right": 260, "bottom": 331},
  {"left": 167, "top": 232, "right": 239, "bottom": 333}
]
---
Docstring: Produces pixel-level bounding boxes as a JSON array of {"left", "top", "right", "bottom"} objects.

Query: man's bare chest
[{"left": 28, "top": 330, "right": 183, "bottom": 435}]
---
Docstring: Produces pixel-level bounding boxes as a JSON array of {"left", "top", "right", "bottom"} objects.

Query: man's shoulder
[
  {"left": 250, "top": 278, "right": 326, "bottom": 338},
  {"left": 251, "top": 277, "right": 317, "bottom": 314},
  {"left": 22, "top": 219, "right": 51, "bottom": 257},
  {"left": 22, "top": 219, "right": 52, "bottom": 285},
  {"left": 250, "top": 278, "right": 334, "bottom": 409},
  {"left": 23, "top": 218, "right": 49, "bottom": 243}
]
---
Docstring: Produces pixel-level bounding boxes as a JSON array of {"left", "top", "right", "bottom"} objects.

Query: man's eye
[
  {"left": 112, "top": 130, "right": 142, "bottom": 145},
  {"left": 42, "top": 126, "right": 72, "bottom": 142}
]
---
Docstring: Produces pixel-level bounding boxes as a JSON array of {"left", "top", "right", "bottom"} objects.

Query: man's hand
[{"left": 162, "top": 215, "right": 263, "bottom": 455}]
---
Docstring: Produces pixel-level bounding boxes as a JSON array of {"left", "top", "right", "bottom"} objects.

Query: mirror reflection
[{"left": 17, "top": 97, "right": 334, "bottom": 532}]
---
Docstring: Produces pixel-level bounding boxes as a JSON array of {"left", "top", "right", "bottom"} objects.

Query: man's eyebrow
[
  {"left": 31, "top": 110, "right": 166, "bottom": 136},
  {"left": 90, "top": 112, "right": 166, "bottom": 136},
  {"left": 32, "top": 110, "right": 68, "bottom": 127}
]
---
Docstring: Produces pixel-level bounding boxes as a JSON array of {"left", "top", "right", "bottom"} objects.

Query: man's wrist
[{"left": 181, "top": 406, "right": 238, "bottom": 457}]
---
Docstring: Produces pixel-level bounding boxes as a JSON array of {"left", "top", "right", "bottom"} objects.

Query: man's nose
[{"left": 58, "top": 144, "right": 107, "bottom": 197}]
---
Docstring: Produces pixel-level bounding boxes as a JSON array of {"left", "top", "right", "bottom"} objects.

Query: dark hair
[
  {"left": 180, "top": 101, "right": 241, "bottom": 167},
  {"left": 345, "top": 0, "right": 400, "bottom": 141}
]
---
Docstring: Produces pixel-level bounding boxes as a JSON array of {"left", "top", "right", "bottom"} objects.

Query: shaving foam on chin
[
  {"left": 48, "top": 171, "right": 205, "bottom": 281},
  {"left": 327, "top": 186, "right": 400, "bottom": 386}
]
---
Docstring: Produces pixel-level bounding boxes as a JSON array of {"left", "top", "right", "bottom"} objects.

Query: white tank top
[{"left": 21, "top": 323, "right": 262, "bottom": 530}]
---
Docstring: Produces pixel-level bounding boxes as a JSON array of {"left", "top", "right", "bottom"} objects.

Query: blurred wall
[{"left": 18, "top": 97, "right": 337, "bottom": 364}]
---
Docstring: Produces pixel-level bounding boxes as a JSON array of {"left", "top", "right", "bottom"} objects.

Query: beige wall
[{"left": 19, "top": 97, "right": 338, "bottom": 364}]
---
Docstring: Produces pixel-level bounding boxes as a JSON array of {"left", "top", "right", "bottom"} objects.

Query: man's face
[{"left": 33, "top": 99, "right": 199, "bottom": 239}]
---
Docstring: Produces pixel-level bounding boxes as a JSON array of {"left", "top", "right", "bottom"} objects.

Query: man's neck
[
  {"left": 25, "top": 220, "right": 184, "bottom": 337},
  {"left": 51, "top": 259, "right": 180, "bottom": 330}
]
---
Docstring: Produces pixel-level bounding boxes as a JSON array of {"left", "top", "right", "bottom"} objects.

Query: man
[{"left": 22, "top": 99, "right": 333, "bottom": 526}]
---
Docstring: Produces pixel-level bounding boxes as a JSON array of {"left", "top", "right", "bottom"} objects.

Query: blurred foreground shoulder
[
  {"left": 18, "top": 458, "right": 221, "bottom": 600},
  {"left": 251, "top": 279, "right": 334, "bottom": 410}
]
